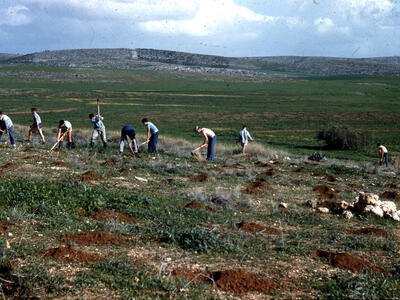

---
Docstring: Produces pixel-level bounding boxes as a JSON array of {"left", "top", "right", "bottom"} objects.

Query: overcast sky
[{"left": 0, "top": 0, "right": 399, "bottom": 57}]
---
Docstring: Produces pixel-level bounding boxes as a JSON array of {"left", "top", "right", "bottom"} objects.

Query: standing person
[
  {"left": 119, "top": 125, "right": 138, "bottom": 154},
  {"left": 28, "top": 108, "right": 46, "bottom": 144},
  {"left": 89, "top": 113, "right": 107, "bottom": 148},
  {"left": 238, "top": 124, "right": 254, "bottom": 154},
  {"left": 142, "top": 118, "right": 159, "bottom": 153},
  {"left": 57, "top": 120, "right": 72, "bottom": 150},
  {"left": 377, "top": 143, "right": 389, "bottom": 167},
  {"left": 194, "top": 126, "right": 217, "bottom": 161},
  {"left": 0, "top": 112, "right": 16, "bottom": 148}
]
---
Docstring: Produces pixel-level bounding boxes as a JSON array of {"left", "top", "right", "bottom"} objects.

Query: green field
[{"left": 1, "top": 65, "right": 400, "bottom": 160}]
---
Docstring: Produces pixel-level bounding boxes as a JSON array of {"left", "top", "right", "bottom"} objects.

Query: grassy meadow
[
  {"left": 0, "top": 65, "right": 400, "bottom": 299},
  {"left": 1, "top": 65, "right": 400, "bottom": 159}
]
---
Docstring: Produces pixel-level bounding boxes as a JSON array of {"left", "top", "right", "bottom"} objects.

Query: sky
[{"left": 0, "top": 0, "right": 399, "bottom": 58}]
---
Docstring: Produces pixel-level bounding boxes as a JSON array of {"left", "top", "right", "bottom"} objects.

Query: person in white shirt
[
  {"left": 377, "top": 143, "right": 389, "bottom": 167},
  {"left": 0, "top": 112, "right": 16, "bottom": 148},
  {"left": 57, "top": 120, "right": 73, "bottom": 150},
  {"left": 194, "top": 126, "right": 217, "bottom": 161},
  {"left": 238, "top": 125, "right": 254, "bottom": 154}
]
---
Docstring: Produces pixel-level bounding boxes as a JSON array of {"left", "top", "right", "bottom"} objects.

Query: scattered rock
[
  {"left": 314, "top": 249, "right": 383, "bottom": 273},
  {"left": 342, "top": 210, "right": 353, "bottom": 219},
  {"left": 184, "top": 200, "right": 216, "bottom": 212},
  {"left": 61, "top": 231, "right": 132, "bottom": 246},
  {"left": 318, "top": 207, "right": 330, "bottom": 213},
  {"left": 134, "top": 176, "right": 148, "bottom": 182},
  {"left": 37, "top": 245, "right": 102, "bottom": 263},
  {"left": 237, "top": 221, "right": 278, "bottom": 234},
  {"left": 353, "top": 192, "right": 400, "bottom": 221},
  {"left": 279, "top": 203, "right": 288, "bottom": 209},
  {"left": 92, "top": 210, "right": 135, "bottom": 223}
]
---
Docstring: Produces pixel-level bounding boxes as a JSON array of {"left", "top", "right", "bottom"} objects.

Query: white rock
[
  {"left": 390, "top": 212, "right": 400, "bottom": 221},
  {"left": 318, "top": 207, "right": 330, "bottom": 213},
  {"left": 358, "top": 193, "right": 379, "bottom": 205},
  {"left": 340, "top": 201, "right": 349, "bottom": 210},
  {"left": 364, "top": 205, "right": 384, "bottom": 217},
  {"left": 342, "top": 210, "right": 353, "bottom": 219},
  {"left": 279, "top": 203, "right": 288, "bottom": 208},
  {"left": 381, "top": 201, "right": 397, "bottom": 215},
  {"left": 283, "top": 156, "right": 291, "bottom": 161}
]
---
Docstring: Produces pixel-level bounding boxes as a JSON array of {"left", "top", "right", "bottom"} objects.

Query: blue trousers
[
  {"left": 148, "top": 131, "right": 159, "bottom": 153},
  {"left": 207, "top": 135, "right": 217, "bottom": 160},
  {"left": 0, "top": 126, "right": 15, "bottom": 145},
  {"left": 384, "top": 152, "right": 389, "bottom": 167}
]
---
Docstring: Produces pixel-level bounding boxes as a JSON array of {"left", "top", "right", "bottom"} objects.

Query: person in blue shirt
[
  {"left": 28, "top": 108, "right": 46, "bottom": 144},
  {"left": 0, "top": 112, "right": 16, "bottom": 148},
  {"left": 89, "top": 113, "right": 107, "bottom": 148},
  {"left": 142, "top": 118, "right": 159, "bottom": 153},
  {"left": 120, "top": 125, "right": 138, "bottom": 154},
  {"left": 238, "top": 125, "right": 254, "bottom": 154}
]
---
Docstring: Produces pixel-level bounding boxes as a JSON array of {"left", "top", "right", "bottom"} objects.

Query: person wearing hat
[
  {"left": 377, "top": 143, "right": 389, "bottom": 167},
  {"left": 194, "top": 126, "right": 217, "bottom": 161}
]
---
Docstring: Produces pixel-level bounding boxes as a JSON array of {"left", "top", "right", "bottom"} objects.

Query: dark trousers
[
  {"left": 148, "top": 132, "right": 159, "bottom": 153},
  {"left": 207, "top": 135, "right": 217, "bottom": 160},
  {"left": 384, "top": 152, "right": 389, "bottom": 167},
  {"left": 0, "top": 126, "right": 15, "bottom": 145}
]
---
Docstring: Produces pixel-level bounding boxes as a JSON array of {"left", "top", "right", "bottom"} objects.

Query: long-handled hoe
[{"left": 49, "top": 132, "right": 67, "bottom": 152}]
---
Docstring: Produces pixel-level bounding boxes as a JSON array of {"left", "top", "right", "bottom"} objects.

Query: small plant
[{"left": 317, "top": 125, "right": 370, "bottom": 151}]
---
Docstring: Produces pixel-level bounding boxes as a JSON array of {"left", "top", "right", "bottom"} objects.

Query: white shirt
[
  {"left": 202, "top": 128, "right": 215, "bottom": 138},
  {"left": 0, "top": 115, "right": 13, "bottom": 129},
  {"left": 379, "top": 145, "right": 388, "bottom": 153},
  {"left": 59, "top": 120, "right": 72, "bottom": 130}
]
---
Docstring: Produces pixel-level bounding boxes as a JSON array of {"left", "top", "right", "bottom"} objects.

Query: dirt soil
[
  {"left": 1, "top": 162, "right": 19, "bottom": 169},
  {"left": 242, "top": 178, "right": 272, "bottom": 195},
  {"left": 385, "top": 183, "right": 400, "bottom": 189},
  {"left": 22, "top": 148, "right": 36, "bottom": 152},
  {"left": 76, "top": 209, "right": 86, "bottom": 216},
  {"left": 81, "top": 171, "right": 103, "bottom": 182},
  {"left": 380, "top": 191, "right": 400, "bottom": 200},
  {"left": 237, "top": 221, "right": 278, "bottom": 234},
  {"left": 49, "top": 161, "right": 69, "bottom": 167},
  {"left": 118, "top": 168, "right": 131, "bottom": 174},
  {"left": 38, "top": 245, "right": 102, "bottom": 263},
  {"left": 318, "top": 201, "right": 343, "bottom": 213},
  {"left": 21, "top": 155, "right": 41, "bottom": 160},
  {"left": 61, "top": 231, "right": 132, "bottom": 246},
  {"left": 190, "top": 174, "right": 211, "bottom": 182},
  {"left": 223, "top": 163, "right": 246, "bottom": 169},
  {"left": 293, "top": 167, "right": 308, "bottom": 173},
  {"left": 92, "top": 210, "right": 135, "bottom": 223},
  {"left": 314, "top": 250, "right": 383, "bottom": 273},
  {"left": 0, "top": 170, "right": 4, "bottom": 176},
  {"left": 312, "top": 172, "right": 337, "bottom": 182},
  {"left": 172, "top": 268, "right": 278, "bottom": 294},
  {"left": 0, "top": 221, "right": 9, "bottom": 234},
  {"left": 254, "top": 161, "right": 272, "bottom": 167},
  {"left": 262, "top": 168, "right": 275, "bottom": 176},
  {"left": 313, "top": 185, "right": 340, "bottom": 199},
  {"left": 211, "top": 269, "right": 278, "bottom": 294},
  {"left": 350, "top": 227, "right": 387, "bottom": 237},
  {"left": 184, "top": 200, "right": 216, "bottom": 212},
  {"left": 100, "top": 158, "right": 119, "bottom": 166},
  {"left": 0, "top": 261, "right": 36, "bottom": 299}
]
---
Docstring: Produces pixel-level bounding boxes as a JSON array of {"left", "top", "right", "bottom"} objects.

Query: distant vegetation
[{"left": 317, "top": 125, "right": 371, "bottom": 151}]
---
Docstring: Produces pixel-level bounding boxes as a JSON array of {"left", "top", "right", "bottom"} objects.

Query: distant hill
[
  {"left": 3, "top": 48, "right": 400, "bottom": 76},
  {"left": 0, "top": 53, "right": 20, "bottom": 61}
]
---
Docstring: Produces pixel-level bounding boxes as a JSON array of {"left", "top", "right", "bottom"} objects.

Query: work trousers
[
  {"left": 148, "top": 131, "right": 159, "bottom": 153},
  {"left": 0, "top": 126, "right": 15, "bottom": 146},
  {"left": 91, "top": 126, "right": 107, "bottom": 146},
  {"left": 207, "top": 135, "right": 217, "bottom": 161}
]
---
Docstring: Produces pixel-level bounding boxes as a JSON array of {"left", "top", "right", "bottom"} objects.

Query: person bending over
[
  {"left": 142, "top": 118, "right": 159, "bottom": 153},
  {"left": 120, "top": 125, "right": 138, "bottom": 154},
  {"left": 0, "top": 112, "right": 16, "bottom": 148},
  {"left": 194, "top": 125, "right": 217, "bottom": 161},
  {"left": 57, "top": 120, "right": 72, "bottom": 150}
]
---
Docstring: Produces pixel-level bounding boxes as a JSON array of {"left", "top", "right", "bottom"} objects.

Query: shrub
[{"left": 317, "top": 125, "right": 370, "bottom": 150}]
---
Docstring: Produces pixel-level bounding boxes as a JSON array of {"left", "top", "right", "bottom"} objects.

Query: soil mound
[
  {"left": 184, "top": 200, "right": 216, "bottom": 212},
  {"left": 262, "top": 169, "right": 275, "bottom": 176},
  {"left": 190, "top": 174, "right": 211, "bottom": 182},
  {"left": 118, "top": 168, "right": 131, "bottom": 174},
  {"left": 313, "top": 185, "right": 340, "bottom": 199},
  {"left": 242, "top": 178, "right": 272, "bottom": 195},
  {"left": 21, "top": 155, "right": 41, "bottom": 160},
  {"left": 100, "top": 158, "right": 119, "bottom": 166},
  {"left": 1, "top": 162, "right": 18, "bottom": 169},
  {"left": 165, "top": 177, "right": 176, "bottom": 184},
  {"left": 211, "top": 269, "right": 278, "bottom": 294},
  {"left": 76, "top": 209, "right": 86, "bottom": 216},
  {"left": 0, "top": 170, "right": 4, "bottom": 176},
  {"left": 49, "top": 161, "right": 69, "bottom": 167},
  {"left": 350, "top": 227, "right": 387, "bottom": 237},
  {"left": 293, "top": 167, "right": 308, "bottom": 173},
  {"left": 237, "top": 221, "right": 278, "bottom": 234},
  {"left": 385, "top": 183, "right": 400, "bottom": 189},
  {"left": 22, "top": 148, "right": 36, "bottom": 152},
  {"left": 81, "top": 171, "right": 103, "bottom": 182},
  {"left": 0, "top": 260, "right": 36, "bottom": 299},
  {"left": 318, "top": 201, "right": 343, "bottom": 213},
  {"left": 312, "top": 172, "right": 337, "bottom": 182},
  {"left": 92, "top": 210, "right": 135, "bottom": 223},
  {"left": 0, "top": 221, "right": 9, "bottom": 234},
  {"left": 223, "top": 163, "right": 245, "bottom": 169},
  {"left": 208, "top": 166, "right": 224, "bottom": 172},
  {"left": 171, "top": 268, "right": 209, "bottom": 282},
  {"left": 315, "top": 250, "right": 382, "bottom": 273},
  {"left": 38, "top": 245, "right": 102, "bottom": 263},
  {"left": 380, "top": 191, "right": 400, "bottom": 200},
  {"left": 254, "top": 161, "right": 272, "bottom": 167},
  {"left": 61, "top": 231, "right": 132, "bottom": 246}
]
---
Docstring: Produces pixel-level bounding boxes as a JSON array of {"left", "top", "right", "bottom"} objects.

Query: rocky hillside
[
  {"left": 0, "top": 53, "right": 19, "bottom": 61},
  {"left": 3, "top": 48, "right": 400, "bottom": 76}
]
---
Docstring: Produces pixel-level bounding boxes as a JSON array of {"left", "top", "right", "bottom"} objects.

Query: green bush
[{"left": 317, "top": 125, "right": 370, "bottom": 150}]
